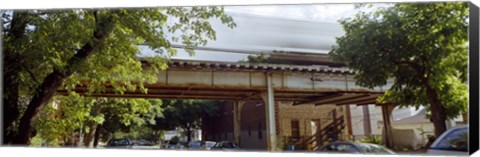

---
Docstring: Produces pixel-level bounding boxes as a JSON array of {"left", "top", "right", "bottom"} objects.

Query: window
[
  {"left": 434, "top": 127, "right": 468, "bottom": 152},
  {"left": 291, "top": 120, "right": 300, "bottom": 139},
  {"left": 258, "top": 122, "right": 263, "bottom": 139}
]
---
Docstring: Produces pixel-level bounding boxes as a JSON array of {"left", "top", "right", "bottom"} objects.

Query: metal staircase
[{"left": 284, "top": 108, "right": 347, "bottom": 150}]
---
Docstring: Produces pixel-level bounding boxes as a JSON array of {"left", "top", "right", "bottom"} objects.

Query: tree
[
  {"left": 150, "top": 100, "right": 219, "bottom": 143},
  {"left": 239, "top": 53, "right": 270, "bottom": 63},
  {"left": 30, "top": 95, "right": 162, "bottom": 147},
  {"left": 31, "top": 93, "right": 103, "bottom": 147},
  {"left": 92, "top": 98, "right": 161, "bottom": 147},
  {"left": 2, "top": 7, "right": 235, "bottom": 145},
  {"left": 329, "top": 2, "right": 468, "bottom": 137}
]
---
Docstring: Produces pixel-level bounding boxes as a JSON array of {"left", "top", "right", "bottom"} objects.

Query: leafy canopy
[
  {"left": 2, "top": 7, "right": 236, "bottom": 101},
  {"left": 32, "top": 95, "right": 163, "bottom": 145},
  {"left": 329, "top": 2, "right": 468, "bottom": 119},
  {"left": 3, "top": 6, "right": 235, "bottom": 144},
  {"left": 150, "top": 100, "right": 219, "bottom": 132}
]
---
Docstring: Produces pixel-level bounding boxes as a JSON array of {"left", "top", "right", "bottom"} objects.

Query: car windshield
[
  {"left": 214, "top": 142, "right": 237, "bottom": 148},
  {"left": 433, "top": 127, "right": 468, "bottom": 152},
  {"left": 357, "top": 143, "right": 395, "bottom": 154},
  {"left": 205, "top": 142, "right": 216, "bottom": 147}
]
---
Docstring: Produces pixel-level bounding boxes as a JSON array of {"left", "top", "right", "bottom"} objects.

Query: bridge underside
[
  {"left": 58, "top": 60, "right": 392, "bottom": 105},
  {"left": 56, "top": 60, "right": 396, "bottom": 150},
  {"left": 59, "top": 84, "right": 385, "bottom": 105}
]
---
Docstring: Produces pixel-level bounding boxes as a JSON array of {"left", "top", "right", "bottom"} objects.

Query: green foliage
[
  {"left": 3, "top": 6, "right": 235, "bottom": 144},
  {"left": 32, "top": 96, "right": 164, "bottom": 145},
  {"left": 29, "top": 135, "right": 45, "bottom": 147},
  {"left": 94, "top": 98, "right": 163, "bottom": 142},
  {"left": 3, "top": 8, "right": 235, "bottom": 97},
  {"left": 150, "top": 100, "right": 219, "bottom": 134},
  {"left": 329, "top": 2, "right": 468, "bottom": 120},
  {"left": 32, "top": 93, "right": 99, "bottom": 144},
  {"left": 358, "top": 135, "right": 383, "bottom": 145},
  {"left": 239, "top": 54, "right": 270, "bottom": 63},
  {"left": 170, "top": 136, "right": 180, "bottom": 143}
]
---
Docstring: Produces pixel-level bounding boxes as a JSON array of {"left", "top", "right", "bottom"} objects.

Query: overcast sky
[
  {"left": 143, "top": 4, "right": 374, "bottom": 62},
  {"left": 224, "top": 4, "right": 358, "bottom": 23}
]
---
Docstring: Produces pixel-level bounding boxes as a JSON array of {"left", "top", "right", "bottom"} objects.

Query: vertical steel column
[
  {"left": 233, "top": 100, "right": 245, "bottom": 146},
  {"left": 261, "top": 72, "right": 277, "bottom": 151},
  {"left": 267, "top": 72, "right": 277, "bottom": 151}
]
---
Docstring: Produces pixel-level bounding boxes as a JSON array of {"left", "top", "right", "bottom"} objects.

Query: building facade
[{"left": 201, "top": 100, "right": 349, "bottom": 150}]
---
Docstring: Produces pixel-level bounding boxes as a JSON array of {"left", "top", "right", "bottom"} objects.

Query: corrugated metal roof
[{"left": 167, "top": 59, "right": 354, "bottom": 74}]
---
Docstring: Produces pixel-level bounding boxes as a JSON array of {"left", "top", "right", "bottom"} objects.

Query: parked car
[
  {"left": 318, "top": 141, "right": 396, "bottom": 155},
  {"left": 187, "top": 141, "right": 203, "bottom": 150},
  {"left": 106, "top": 138, "right": 134, "bottom": 149},
  {"left": 136, "top": 139, "right": 153, "bottom": 146},
  {"left": 427, "top": 125, "right": 468, "bottom": 156},
  {"left": 162, "top": 140, "right": 175, "bottom": 149},
  {"left": 202, "top": 141, "right": 217, "bottom": 150},
  {"left": 211, "top": 141, "right": 240, "bottom": 151}
]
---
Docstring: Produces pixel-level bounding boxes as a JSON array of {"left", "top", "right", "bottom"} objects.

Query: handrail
[{"left": 284, "top": 108, "right": 348, "bottom": 150}]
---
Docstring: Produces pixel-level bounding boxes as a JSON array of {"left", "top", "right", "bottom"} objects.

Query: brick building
[{"left": 201, "top": 100, "right": 350, "bottom": 150}]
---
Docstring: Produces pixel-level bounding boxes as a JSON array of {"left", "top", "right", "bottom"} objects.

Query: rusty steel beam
[
  {"left": 314, "top": 94, "right": 372, "bottom": 106},
  {"left": 292, "top": 93, "right": 343, "bottom": 105},
  {"left": 315, "top": 94, "right": 380, "bottom": 106},
  {"left": 352, "top": 97, "right": 380, "bottom": 105},
  {"left": 76, "top": 93, "right": 243, "bottom": 100}
]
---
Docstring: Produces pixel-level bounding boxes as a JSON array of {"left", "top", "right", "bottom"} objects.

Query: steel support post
[
  {"left": 260, "top": 73, "right": 277, "bottom": 151},
  {"left": 233, "top": 100, "right": 245, "bottom": 146}
]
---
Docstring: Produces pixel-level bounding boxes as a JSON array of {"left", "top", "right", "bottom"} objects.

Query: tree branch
[
  {"left": 393, "top": 60, "right": 427, "bottom": 81},
  {"left": 21, "top": 64, "right": 41, "bottom": 85}
]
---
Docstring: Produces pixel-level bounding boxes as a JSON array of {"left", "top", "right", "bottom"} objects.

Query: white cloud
[{"left": 225, "top": 4, "right": 357, "bottom": 23}]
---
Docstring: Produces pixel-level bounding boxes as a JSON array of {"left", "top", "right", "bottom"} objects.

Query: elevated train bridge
[{"left": 58, "top": 59, "right": 397, "bottom": 150}]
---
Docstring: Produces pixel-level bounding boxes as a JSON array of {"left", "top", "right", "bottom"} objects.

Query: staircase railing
[{"left": 283, "top": 108, "right": 348, "bottom": 150}]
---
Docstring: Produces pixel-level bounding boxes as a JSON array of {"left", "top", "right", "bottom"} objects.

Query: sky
[
  {"left": 224, "top": 4, "right": 358, "bottom": 23},
  {"left": 148, "top": 4, "right": 368, "bottom": 62}
]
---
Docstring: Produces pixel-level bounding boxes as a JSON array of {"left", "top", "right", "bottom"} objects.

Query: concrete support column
[
  {"left": 233, "top": 100, "right": 245, "bottom": 146},
  {"left": 260, "top": 72, "right": 277, "bottom": 151}
]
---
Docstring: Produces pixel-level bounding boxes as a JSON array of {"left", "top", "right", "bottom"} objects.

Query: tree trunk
[
  {"left": 3, "top": 73, "right": 20, "bottom": 144},
  {"left": 93, "top": 124, "right": 102, "bottom": 148},
  {"left": 11, "top": 13, "right": 116, "bottom": 145},
  {"left": 408, "top": 62, "right": 448, "bottom": 138},
  {"left": 83, "top": 124, "right": 97, "bottom": 147},
  {"left": 425, "top": 86, "right": 447, "bottom": 137},
  {"left": 3, "top": 11, "right": 30, "bottom": 144},
  {"left": 186, "top": 128, "right": 192, "bottom": 143}
]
